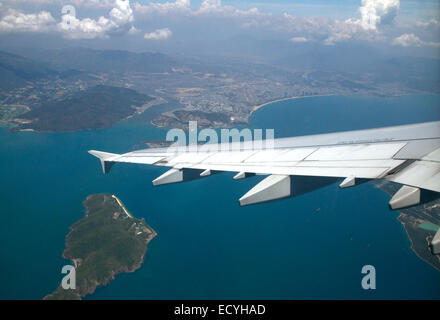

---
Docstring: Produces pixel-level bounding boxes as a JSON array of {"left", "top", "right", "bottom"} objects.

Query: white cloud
[
  {"left": 0, "top": 0, "right": 433, "bottom": 51},
  {"left": 0, "top": 9, "right": 56, "bottom": 33},
  {"left": 392, "top": 33, "right": 440, "bottom": 47},
  {"left": 0, "top": 0, "right": 135, "bottom": 39},
  {"left": 134, "top": 0, "right": 191, "bottom": 15},
  {"left": 58, "top": 15, "right": 111, "bottom": 39},
  {"left": 134, "top": 0, "right": 267, "bottom": 21},
  {"left": 289, "top": 36, "right": 308, "bottom": 43},
  {"left": 316, "top": 0, "right": 400, "bottom": 45},
  {"left": 144, "top": 27, "right": 172, "bottom": 40},
  {"left": 128, "top": 25, "right": 139, "bottom": 34},
  {"left": 71, "top": 0, "right": 116, "bottom": 9},
  {"left": 1, "top": 0, "right": 55, "bottom": 5},
  {"left": 358, "top": 0, "right": 400, "bottom": 30},
  {"left": 195, "top": 1, "right": 266, "bottom": 18},
  {"left": 234, "top": 7, "right": 264, "bottom": 17},
  {"left": 392, "top": 33, "right": 422, "bottom": 47},
  {"left": 0, "top": 0, "right": 116, "bottom": 10},
  {"left": 58, "top": 0, "right": 135, "bottom": 39},
  {"left": 416, "top": 19, "right": 440, "bottom": 29},
  {"left": 110, "top": 0, "right": 133, "bottom": 22},
  {"left": 199, "top": 0, "right": 222, "bottom": 12}
]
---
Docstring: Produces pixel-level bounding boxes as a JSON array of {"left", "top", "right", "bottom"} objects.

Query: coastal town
[{"left": 0, "top": 49, "right": 431, "bottom": 132}]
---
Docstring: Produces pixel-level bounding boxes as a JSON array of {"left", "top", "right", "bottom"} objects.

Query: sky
[{"left": 0, "top": 0, "right": 438, "bottom": 57}]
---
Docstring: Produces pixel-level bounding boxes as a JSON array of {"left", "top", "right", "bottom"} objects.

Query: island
[
  {"left": 44, "top": 194, "right": 156, "bottom": 300},
  {"left": 372, "top": 181, "right": 440, "bottom": 272}
]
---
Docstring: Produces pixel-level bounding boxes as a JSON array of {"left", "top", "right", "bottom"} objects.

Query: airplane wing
[
  {"left": 89, "top": 121, "right": 440, "bottom": 208},
  {"left": 89, "top": 120, "right": 440, "bottom": 254}
]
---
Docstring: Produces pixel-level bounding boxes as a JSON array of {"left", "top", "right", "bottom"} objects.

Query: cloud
[
  {"left": 58, "top": 15, "right": 110, "bottom": 39},
  {"left": 0, "top": 9, "right": 56, "bottom": 33},
  {"left": 0, "top": 0, "right": 434, "bottom": 52},
  {"left": 319, "top": 0, "right": 400, "bottom": 45},
  {"left": 134, "top": 0, "right": 267, "bottom": 20},
  {"left": 0, "top": 0, "right": 116, "bottom": 10},
  {"left": 71, "top": 0, "right": 116, "bottom": 9},
  {"left": 358, "top": 0, "right": 400, "bottom": 30},
  {"left": 392, "top": 33, "right": 440, "bottom": 47},
  {"left": 0, "top": 0, "right": 135, "bottom": 39},
  {"left": 195, "top": 1, "right": 267, "bottom": 18},
  {"left": 199, "top": 0, "right": 222, "bottom": 12},
  {"left": 58, "top": 0, "right": 135, "bottom": 39},
  {"left": 134, "top": 0, "right": 400, "bottom": 47},
  {"left": 128, "top": 25, "right": 139, "bottom": 34},
  {"left": 316, "top": 0, "right": 400, "bottom": 45},
  {"left": 144, "top": 27, "right": 172, "bottom": 40},
  {"left": 416, "top": 19, "right": 440, "bottom": 29},
  {"left": 289, "top": 36, "right": 308, "bottom": 43},
  {"left": 108, "top": 0, "right": 134, "bottom": 27},
  {"left": 392, "top": 33, "right": 423, "bottom": 47},
  {"left": 133, "top": 0, "right": 191, "bottom": 15}
]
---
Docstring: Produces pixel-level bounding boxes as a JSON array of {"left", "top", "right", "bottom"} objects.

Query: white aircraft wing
[{"left": 89, "top": 121, "right": 440, "bottom": 209}]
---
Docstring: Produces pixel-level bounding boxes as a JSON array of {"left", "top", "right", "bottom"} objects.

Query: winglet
[{"left": 88, "top": 150, "right": 120, "bottom": 174}]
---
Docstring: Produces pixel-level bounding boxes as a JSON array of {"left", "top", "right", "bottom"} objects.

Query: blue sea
[{"left": 0, "top": 94, "right": 439, "bottom": 300}]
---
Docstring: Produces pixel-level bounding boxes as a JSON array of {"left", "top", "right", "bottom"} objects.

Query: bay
[{"left": 0, "top": 94, "right": 439, "bottom": 299}]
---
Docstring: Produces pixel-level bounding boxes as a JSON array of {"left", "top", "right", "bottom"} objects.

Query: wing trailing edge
[{"left": 88, "top": 122, "right": 440, "bottom": 209}]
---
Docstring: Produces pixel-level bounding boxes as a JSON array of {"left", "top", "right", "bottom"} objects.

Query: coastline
[
  {"left": 398, "top": 213, "right": 440, "bottom": 272},
  {"left": 112, "top": 193, "right": 158, "bottom": 240},
  {"left": 371, "top": 181, "right": 440, "bottom": 273},
  {"left": 112, "top": 194, "right": 134, "bottom": 219},
  {"left": 44, "top": 194, "right": 157, "bottom": 300},
  {"left": 250, "top": 94, "right": 336, "bottom": 115}
]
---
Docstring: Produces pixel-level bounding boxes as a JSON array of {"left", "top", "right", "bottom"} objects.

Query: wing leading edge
[
  {"left": 89, "top": 121, "right": 440, "bottom": 255},
  {"left": 88, "top": 121, "right": 440, "bottom": 210}
]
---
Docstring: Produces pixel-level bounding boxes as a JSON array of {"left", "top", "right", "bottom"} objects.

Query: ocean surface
[{"left": 0, "top": 94, "right": 439, "bottom": 300}]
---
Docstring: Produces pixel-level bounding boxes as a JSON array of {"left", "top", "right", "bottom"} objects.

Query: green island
[
  {"left": 373, "top": 181, "right": 440, "bottom": 272},
  {"left": 44, "top": 194, "right": 156, "bottom": 300},
  {"left": 13, "top": 85, "right": 153, "bottom": 132}
]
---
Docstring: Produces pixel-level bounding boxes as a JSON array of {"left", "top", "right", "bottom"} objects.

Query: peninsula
[
  {"left": 44, "top": 194, "right": 156, "bottom": 300},
  {"left": 372, "top": 181, "right": 440, "bottom": 272},
  {"left": 13, "top": 85, "right": 153, "bottom": 132}
]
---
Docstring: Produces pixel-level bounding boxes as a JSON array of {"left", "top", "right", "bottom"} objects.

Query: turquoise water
[{"left": 0, "top": 94, "right": 439, "bottom": 300}]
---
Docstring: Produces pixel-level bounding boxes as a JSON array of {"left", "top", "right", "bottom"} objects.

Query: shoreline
[
  {"left": 112, "top": 194, "right": 134, "bottom": 219},
  {"left": 45, "top": 194, "right": 157, "bottom": 300},
  {"left": 112, "top": 194, "right": 157, "bottom": 239},
  {"left": 250, "top": 94, "right": 336, "bottom": 115},
  {"left": 398, "top": 213, "right": 440, "bottom": 272}
]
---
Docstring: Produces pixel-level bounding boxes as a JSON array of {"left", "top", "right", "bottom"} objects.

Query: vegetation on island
[
  {"left": 15, "top": 85, "right": 153, "bottom": 132},
  {"left": 372, "top": 181, "right": 440, "bottom": 272},
  {"left": 45, "top": 194, "right": 156, "bottom": 300}
]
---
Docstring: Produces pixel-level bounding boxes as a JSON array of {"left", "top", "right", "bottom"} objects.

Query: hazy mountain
[
  {"left": 0, "top": 51, "right": 57, "bottom": 90},
  {"left": 13, "top": 47, "right": 179, "bottom": 74}
]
